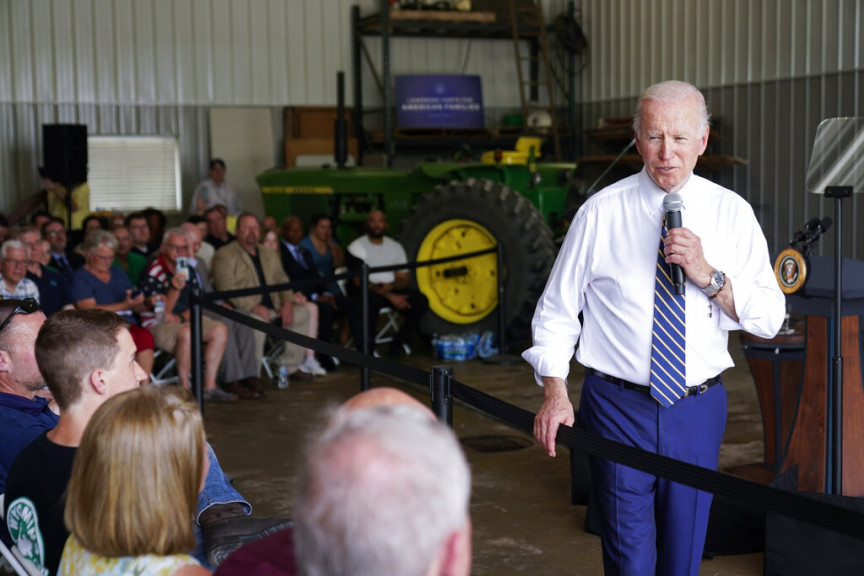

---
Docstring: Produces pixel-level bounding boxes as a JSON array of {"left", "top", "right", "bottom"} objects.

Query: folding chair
[
  {"left": 261, "top": 336, "right": 284, "bottom": 380},
  {"left": 150, "top": 349, "right": 180, "bottom": 386},
  {"left": 373, "top": 307, "right": 411, "bottom": 356}
]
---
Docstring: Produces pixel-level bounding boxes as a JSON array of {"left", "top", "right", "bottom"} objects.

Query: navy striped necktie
[{"left": 650, "top": 221, "right": 686, "bottom": 407}]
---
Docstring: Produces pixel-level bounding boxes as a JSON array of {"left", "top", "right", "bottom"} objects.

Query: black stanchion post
[
  {"left": 361, "top": 262, "right": 370, "bottom": 391},
  {"left": 430, "top": 365, "right": 454, "bottom": 426},
  {"left": 190, "top": 284, "right": 204, "bottom": 413},
  {"left": 483, "top": 244, "right": 521, "bottom": 365},
  {"left": 497, "top": 243, "right": 507, "bottom": 354}
]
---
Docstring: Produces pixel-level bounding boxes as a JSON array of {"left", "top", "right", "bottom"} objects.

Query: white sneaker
[{"left": 300, "top": 356, "right": 327, "bottom": 376}]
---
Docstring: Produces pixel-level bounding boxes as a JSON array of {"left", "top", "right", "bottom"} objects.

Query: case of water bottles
[{"left": 432, "top": 331, "right": 499, "bottom": 361}]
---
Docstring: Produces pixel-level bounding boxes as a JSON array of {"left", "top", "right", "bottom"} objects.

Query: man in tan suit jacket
[{"left": 210, "top": 212, "right": 313, "bottom": 380}]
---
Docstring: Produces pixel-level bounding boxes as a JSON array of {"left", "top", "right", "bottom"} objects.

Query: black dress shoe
[
  {"left": 289, "top": 369, "right": 314, "bottom": 381},
  {"left": 223, "top": 380, "right": 262, "bottom": 400},
  {"left": 204, "top": 516, "right": 293, "bottom": 567},
  {"left": 242, "top": 377, "right": 267, "bottom": 395}
]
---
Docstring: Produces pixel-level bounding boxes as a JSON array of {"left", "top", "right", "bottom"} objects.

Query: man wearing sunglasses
[
  {"left": 0, "top": 305, "right": 289, "bottom": 572},
  {"left": 0, "top": 298, "right": 50, "bottom": 494}
]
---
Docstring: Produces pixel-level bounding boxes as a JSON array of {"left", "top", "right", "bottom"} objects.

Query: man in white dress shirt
[{"left": 523, "top": 81, "right": 785, "bottom": 576}]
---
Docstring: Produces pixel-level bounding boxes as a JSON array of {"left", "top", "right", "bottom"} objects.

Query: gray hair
[
  {"left": 83, "top": 230, "right": 118, "bottom": 254},
  {"left": 633, "top": 80, "right": 711, "bottom": 136},
  {"left": 294, "top": 404, "right": 472, "bottom": 576},
  {"left": 1, "top": 239, "right": 27, "bottom": 259},
  {"left": 162, "top": 227, "right": 188, "bottom": 246}
]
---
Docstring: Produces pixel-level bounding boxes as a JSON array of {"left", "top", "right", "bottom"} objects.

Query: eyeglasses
[
  {"left": 3, "top": 259, "right": 28, "bottom": 268},
  {"left": 167, "top": 243, "right": 189, "bottom": 252},
  {"left": 0, "top": 298, "right": 39, "bottom": 334}
]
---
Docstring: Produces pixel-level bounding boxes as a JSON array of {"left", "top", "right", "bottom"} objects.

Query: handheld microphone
[{"left": 662, "top": 192, "right": 685, "bottom": 295}]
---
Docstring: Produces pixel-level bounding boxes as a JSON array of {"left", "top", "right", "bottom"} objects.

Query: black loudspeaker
[{"left": 42, "top": 124, "right": 88, "bottom": 186}]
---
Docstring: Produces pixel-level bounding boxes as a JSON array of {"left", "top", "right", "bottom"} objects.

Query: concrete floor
[{"left": 204, "top": 332, "right": 766, "bottom": 575}]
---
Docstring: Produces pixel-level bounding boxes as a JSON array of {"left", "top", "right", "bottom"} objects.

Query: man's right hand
[{"left": 533, "top": 377, "right": 575, "bottom": 458}]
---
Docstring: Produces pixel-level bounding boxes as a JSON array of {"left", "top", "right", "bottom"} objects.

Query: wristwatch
[{"left": 700, "top": 269, "right": 726, "bottom": 298}]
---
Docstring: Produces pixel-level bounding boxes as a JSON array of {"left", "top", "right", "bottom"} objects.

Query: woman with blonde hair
[{"left": 58, "top": 385, "right": 211, "bottom": 575}]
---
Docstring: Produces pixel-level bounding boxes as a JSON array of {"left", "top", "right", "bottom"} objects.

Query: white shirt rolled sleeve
[{"left": 523, "top": 168, "right": 785, "bottom": 388}]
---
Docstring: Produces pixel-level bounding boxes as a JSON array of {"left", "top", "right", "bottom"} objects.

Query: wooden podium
[{"left": 780, "top": 256, "right": 864, "bottom": 495}]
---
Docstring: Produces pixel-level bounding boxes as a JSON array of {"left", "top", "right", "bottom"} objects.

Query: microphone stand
[{"left": 824, "top": 186, "right": 851, "bottom": 496}]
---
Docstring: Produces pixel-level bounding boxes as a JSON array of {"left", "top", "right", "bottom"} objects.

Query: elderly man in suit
[{"left": 210, "top": 213, "right": 313, "bottom": 380}]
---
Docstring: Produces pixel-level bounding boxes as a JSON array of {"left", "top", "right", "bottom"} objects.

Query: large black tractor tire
[{"left": 399, "top": 178, "right": 557, "bottom": 339}]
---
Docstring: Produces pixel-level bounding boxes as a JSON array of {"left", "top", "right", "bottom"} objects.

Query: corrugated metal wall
[
  {"left": 572, "top": 0, "right": 864, "bottom": 259},
  {"left": 2, "top": 0, "right": 864, "bottom": 260}
]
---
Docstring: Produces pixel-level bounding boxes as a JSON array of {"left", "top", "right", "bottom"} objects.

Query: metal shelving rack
[{"left": 351, "top": 0, "right": 577, "bottom": 166}]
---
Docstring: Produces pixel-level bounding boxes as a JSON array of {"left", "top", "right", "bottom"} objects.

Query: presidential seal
[{"left": 774, "top": 248, "right": 808, "bottom": 294}]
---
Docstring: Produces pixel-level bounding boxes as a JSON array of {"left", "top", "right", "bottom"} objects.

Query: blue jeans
[{"left": 192, "top": 442, "right": 252, "bottom": 567}]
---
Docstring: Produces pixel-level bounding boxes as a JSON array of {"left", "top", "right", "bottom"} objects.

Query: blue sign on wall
[{"left": 395, "top": 75, "right": 484, "bottom": 129}]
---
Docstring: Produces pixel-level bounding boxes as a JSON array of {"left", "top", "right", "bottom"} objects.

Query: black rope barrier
[
  {"left": 186, "top": 246, "right": 864, "bottom": 544},
  {"left": 449, "top": 379, "right": 864, "bottom": 541}
]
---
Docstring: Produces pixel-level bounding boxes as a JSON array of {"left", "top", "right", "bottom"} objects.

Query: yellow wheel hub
[{"left": 416, "top": 219, "right": 498, "bottom": 325}]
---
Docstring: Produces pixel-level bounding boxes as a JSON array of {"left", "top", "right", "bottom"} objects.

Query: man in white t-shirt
[
  {"left": 190, "top": 159, "right": 241, "bottom": 216},
  {"left": 347, "top": 210, "right": 428, "bottom": 358}
]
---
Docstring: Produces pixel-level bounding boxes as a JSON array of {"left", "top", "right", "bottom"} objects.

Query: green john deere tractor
[{"left": 257, "top": 136, "right": 582, "bottom": 338}]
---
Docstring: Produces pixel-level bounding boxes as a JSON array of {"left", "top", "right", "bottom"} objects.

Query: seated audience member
[
  {"left": 263, "top": 226, "right": 326, "bottom": 376},
  {"left": 15, "top": 226, "right": 72, "bottom": 316},
  {"left": 347, "top": 210, "right": 428, "bottom": 358},
  {"left": 210, "top": 213, "right": 314, "bottom": 380},
  {"left": 213, "top": 388, "right": 437, "bottom": 576},
  {"left": 0, "top": 299, "right": 52, "bottom": 494},
  {"left": 144, "top": 207, "right": 168, "bottom": 252},
  {"left": 205, "top": 205, "right": 236, "bottom": 251},
  {"left": 106, "top": 210, "right": 126, "bottom": 230},
  {"left": 2, "top": 310, "right": 289, "bottom": 573},
  {"left": 112, "top": 224, "right": 147, "bottom": 285},
  {"left": 182, "top": 223, "right": 265, "bottom": 398},
  {"left": 58, "top": 386, "right": 212, "bottom": 575},
  {"left": 0, "top": 214, "right": 8, "bottom": 245},
  {"left": 138, "top": 227, "right": 245, "bottom": 402},
  {"left": 125, "top": 211, "right": 156, "bottom": 259},
  {"left": 261, "top": 215, "right": 278, "bottom": 235},
  {"left": 294, "top": 400, "right": 472, "bottom": 576},
  {"left": 42, "top": 217, "right": 84, "bottom": 279},
  {"left": 40, "top": 240, "right": 52, "bottom": 267},
  {"left": 70, "top": 230, "right": 155, "bottom": 378},
  {"left": 81, "top": 214, "right": 107, "bottom": 238},
  {"left": 278, "top": 217, "right": 348, "bottom": 371},
  {"left": 298, "top": 213, "right": 344, "bottom": 296},
  {"left": 187, "top": 215, "right": 216, "bottom": 266},
  {"left": 29, "top": 210, "right": 51, "bottom": 233},
  {"left": 0, "top": 240, "right": 40, "bottom": 302}
]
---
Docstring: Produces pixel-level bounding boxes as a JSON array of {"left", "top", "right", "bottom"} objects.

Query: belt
[{"left": 586, "top": 368, "right": 721, "bottom": 398}]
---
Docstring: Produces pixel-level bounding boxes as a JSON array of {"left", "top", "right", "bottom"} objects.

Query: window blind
[{"left": 87, "top": 137, "right": 181, "bottom": 211}]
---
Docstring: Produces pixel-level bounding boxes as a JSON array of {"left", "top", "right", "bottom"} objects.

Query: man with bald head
[
  {"left": 0, "top": 299, "right": 52, "bottom": 493},
  {"left": 347, "top": 210, "right": 428, "bottom": 358}
]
